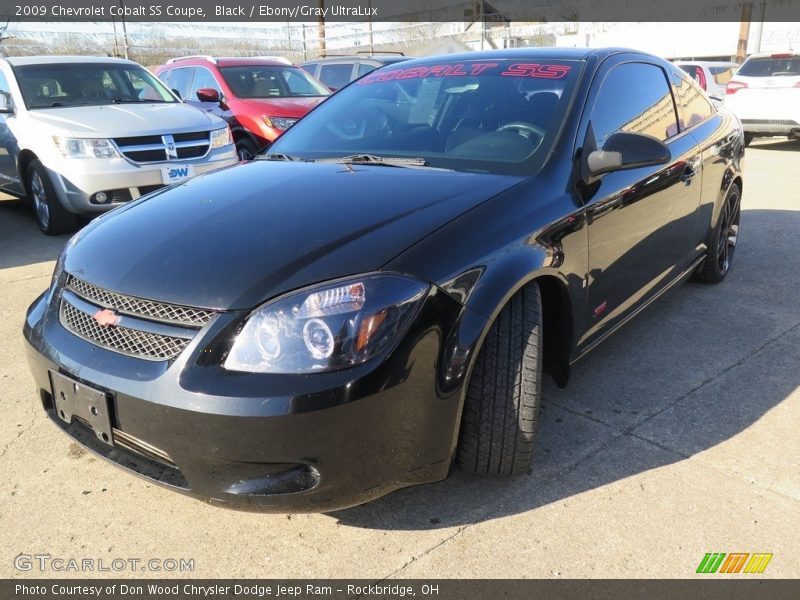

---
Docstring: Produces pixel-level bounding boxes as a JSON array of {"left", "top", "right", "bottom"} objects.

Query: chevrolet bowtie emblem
[{"left": 94, "top": 308, "right": 120, "bottom": 327}]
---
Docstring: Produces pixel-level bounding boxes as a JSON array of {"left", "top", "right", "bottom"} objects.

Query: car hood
[
  {"left": 65, "top": 160, "right": 522, "bottom": 310},
  {"left": 236, "top": 97, "right": 327, "bottom": 117},
  {"left": 26, "top": 103, "right": 226, "bottom": 137}
]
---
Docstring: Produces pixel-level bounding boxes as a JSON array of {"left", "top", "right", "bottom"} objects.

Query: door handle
[{"left": 681, "top": 166, "right": 697, "bottom": 184}]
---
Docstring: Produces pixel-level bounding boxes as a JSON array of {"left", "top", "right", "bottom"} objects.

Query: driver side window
[{"left": 591, "top": 62, "right": 679, "bottom": 146}]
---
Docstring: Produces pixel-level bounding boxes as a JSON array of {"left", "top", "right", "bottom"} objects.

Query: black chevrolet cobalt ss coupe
[{"left": 24, "top": 48, "right": 744, "bottom": 511}]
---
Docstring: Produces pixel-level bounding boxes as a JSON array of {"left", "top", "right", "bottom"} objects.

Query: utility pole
[
  {"left": 302, "top": 24, "right": 307, "bottom": 61},
  {"left": 736, "top": 2, "right": 753, "bottom": 64},
  {"left": 119, "top": 0, "right": 130, "bottom": 60},
  {"left": 751, "top": 0, "right": 767, "bottom": 54},
  {"left": 368, "top": 0, "right": 374, "bottom": 54},
  {"left": 317, "top": 0, "right": 326, "bottom": 57}
]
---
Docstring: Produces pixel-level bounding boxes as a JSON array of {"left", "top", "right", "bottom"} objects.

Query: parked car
[
  {"left": 24, "top": 48, "right": 744, "bottom": 512},
  {"left": 675, "top": 60, "right": 738, "bottom": 107},
  {"left": 156, "top": 56, "right": 330, "bottom": 159},
  {"left": 723, "top": 51, "right": 800, "bottom": 145},
  {"left": 300, "top": 53, "right": 412, "bottom": 91},
  {"left": 0, "top": 56, "right": 237, "bottom": 234}
]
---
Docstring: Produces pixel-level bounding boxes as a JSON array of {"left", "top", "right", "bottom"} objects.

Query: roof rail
[
  {"left": 166, "top": 55, "right": 217, "bottom": 64},
  {"left": 356, "top": 51, "right": 405, "bottom": 56}
]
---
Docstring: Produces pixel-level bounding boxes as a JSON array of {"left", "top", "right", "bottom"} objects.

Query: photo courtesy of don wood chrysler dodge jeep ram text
[{"left": 24, "top": 48, "right": 744, "bottom": 512}]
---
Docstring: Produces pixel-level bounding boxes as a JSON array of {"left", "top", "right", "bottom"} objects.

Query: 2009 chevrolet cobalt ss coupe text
[{"left": 24, "top": 49, "right": 744, "bottom": 512}]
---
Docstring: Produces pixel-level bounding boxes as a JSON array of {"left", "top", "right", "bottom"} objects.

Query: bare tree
[{"left": 0, "top": 22, "right": 14, "bottom": 45}]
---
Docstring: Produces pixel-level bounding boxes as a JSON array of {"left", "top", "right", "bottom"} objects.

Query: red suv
[{"left": 156, "top": 56, "right": 330, "bottom": 159}]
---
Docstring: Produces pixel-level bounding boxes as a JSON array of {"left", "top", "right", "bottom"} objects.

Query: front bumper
[
  {"left": 23, "top": 284, "right": 475, "bottom": 512},
  {"left": 43, "top": 146, "right": 238, "bottom": 215}
]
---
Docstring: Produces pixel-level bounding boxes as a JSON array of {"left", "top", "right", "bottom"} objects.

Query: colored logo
[
  {"left": 93, "top": 309, "right": 120, "bottom": 327},
  {"left": 696, "top": 553, "right": 772, "bottom": 574},
  {"left": 167, "top": 167, "right": 190, "bottom": 180}
]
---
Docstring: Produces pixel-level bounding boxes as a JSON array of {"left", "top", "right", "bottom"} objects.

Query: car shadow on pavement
[
  {"left": 0, "top": 197, "right": 75, "bottom": 270},
  {"left": 750, "top": 139, "right": 800, "bottom": 152},
  {"left": 331, "top": 208, "right": 800, "bottom": 530}
]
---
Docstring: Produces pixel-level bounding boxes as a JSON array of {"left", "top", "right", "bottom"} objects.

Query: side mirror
[
  {"left": 196, "top": 88, "right": 220, "bottom": 103},
  {"left": 171, "top": 88, "right": 182, "bottom": 100},
  {"left": 585, "top": 132, "right": 671, "bottom": 181},
  {"left": 0, "top": 92, "right": 13, "bottom": 114}
]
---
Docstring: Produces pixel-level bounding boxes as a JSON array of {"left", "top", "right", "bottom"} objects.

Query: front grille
[
  {"left": 60, "top": 300, "right": 190, "bottom": 360},
  {"left": 113, "top": 131, "right": 211, "bottom": 163},
  {"left": 66, "top": 275, "right": 215, "bottom": 327}
]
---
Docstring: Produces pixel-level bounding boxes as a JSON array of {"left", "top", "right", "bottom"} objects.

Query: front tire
[
  {"left": 694, "top": 183, "right": 741, "bottom": 284},
  {"left": 236, "top": 137, "right": 259, "bottom": 161},
  {"left": 457, "top": 283, "right": 543, "bottom": 476},
  {"left": 27, "top": 160, "right": 79, "bottom": 235}
]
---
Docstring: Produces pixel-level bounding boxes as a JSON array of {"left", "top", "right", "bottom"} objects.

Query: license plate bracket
[{"left": 49, "top": 371, "right": 113, "bottom": 446}]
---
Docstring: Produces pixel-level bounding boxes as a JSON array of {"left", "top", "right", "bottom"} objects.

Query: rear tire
[
  {"left": 457, "top": 283, "right": 543, "bottom": 476},
  {"left": 694, "top": 183, "right": 741, "bottom": 284},
  {"left": 27, "top": 160, "right": 79, "bottom": 235}
]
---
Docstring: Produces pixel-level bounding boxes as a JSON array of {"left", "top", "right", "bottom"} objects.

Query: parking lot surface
[{"left": 1, "top": 140, "right": 798, "bottom": 579}]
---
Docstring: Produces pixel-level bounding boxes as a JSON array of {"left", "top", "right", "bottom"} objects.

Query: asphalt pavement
[{"left": 1, "top": 139, "right": 798, "bottom": 579}]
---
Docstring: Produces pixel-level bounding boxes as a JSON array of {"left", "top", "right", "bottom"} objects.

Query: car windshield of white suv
[
  {"left": 219, "top": 66, "right": 330, "bottom": 98},
  {"left": 267, "top": 58, "right": 582, "bottom": 176},
  {"left": 738, "top": 56, "right": 800, "bottom": 77},
  {"left": 16, "top": 63, "right": 177, "bottom": 109}
]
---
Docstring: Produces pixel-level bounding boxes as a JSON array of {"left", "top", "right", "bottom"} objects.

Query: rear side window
[
  {"left": 710, "top": 66, "right": 736, "bottom": 85},
  {"left": 679, "top": 65, "right": 707, "bottom": 90},
  {"left": 590, "top": 62, "right": 679, "bottom": 145},
  {"left": 0, "top": 70, "right": 9, "bottom": 94},
  {"left": 299, "top": 62, "right": 318, "bottom": 75},
  {"left": 318, "top": 63, "right": 354, "bottom": 90},
  {"left": 356, "top": 63, "right": 376, "bottom": 78},
  {"left": 672, "top": 71, "right": 714, "bottom": 129},
  {"left": 738, "top": 56, "right": 800, "bottom": 77}
]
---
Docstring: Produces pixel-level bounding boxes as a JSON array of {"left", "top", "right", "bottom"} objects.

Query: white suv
[
  {"left": 0, "top": 56, "right": 237, "bottom": 234},
  {"left": 723, "top": 51, "right": 800, "bottom": 146}
]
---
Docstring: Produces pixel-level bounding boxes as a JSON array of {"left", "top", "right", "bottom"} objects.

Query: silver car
[
  {"left": 675, "top": 61, "right": 739, "bottom": 106},
  {"left": 0, "top": 56, "right": 237, "bottom": 234}
]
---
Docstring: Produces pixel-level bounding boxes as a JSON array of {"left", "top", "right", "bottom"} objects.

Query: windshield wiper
[{"left": 316, "top": 154, "right": 427, "bottom": 168}]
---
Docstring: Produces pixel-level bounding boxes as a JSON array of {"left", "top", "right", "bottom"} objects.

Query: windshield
[
  {"left": 738, "top": 56, "right": 800, "bottom": 77},
  {"left": 16, "top": 62, "right": 177, "bottom": 109},
  {"left": 267, "top": 58, "right": 581, "bottom": 175},
  {"left": 219, "top": 65, "right": 330, "bottom": 98}
]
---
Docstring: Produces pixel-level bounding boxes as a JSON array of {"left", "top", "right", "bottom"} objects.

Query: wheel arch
[{"left": 17, "top": 149, "right": 38, "bottom": 195}]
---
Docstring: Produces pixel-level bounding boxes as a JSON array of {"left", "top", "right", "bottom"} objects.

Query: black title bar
[{"left": 2, "top": 0, "right": 800, "bottom": 22}]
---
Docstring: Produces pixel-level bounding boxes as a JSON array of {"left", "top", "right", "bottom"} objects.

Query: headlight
[
  {"left": 263, "top": 116, "right": 298, "bottom": 131},
  {"left": 224, "top": 274, "right": 429, "bottom": 374},
  {"left": 210, "top": 127, "right": 233, "bottom": 149},
  {"left": 53, "top": 137, "right": 120, "bottom": 159}
]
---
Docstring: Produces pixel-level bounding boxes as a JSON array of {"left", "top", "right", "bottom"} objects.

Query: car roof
[
  {"left": 301, "top": 55, "right": 411, "bottom": 65},
  {"left": 675, "top": 60, "right": 739, "bottom": 67},
  {"left": 2, "top": 55, "right": 139, "bottom": 67},
  {"left": 743, "top": 50, "right": 800, "bottom": 60},
  {"left": 163, "top": 56, "right": 293, "bottom": 68}
]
